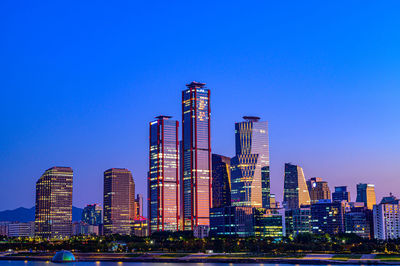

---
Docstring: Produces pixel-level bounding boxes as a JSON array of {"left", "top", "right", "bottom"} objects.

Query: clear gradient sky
[{"left": 1, "top": 1, "right": 400, "bottom": 211}]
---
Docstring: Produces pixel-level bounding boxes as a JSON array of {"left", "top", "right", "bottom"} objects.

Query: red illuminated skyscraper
[
  {"left": 148, "top": 116, "right": 180, "bottom": 234},
  {"left": 182, "top": 81, "right": 211, "bottom": 232}
]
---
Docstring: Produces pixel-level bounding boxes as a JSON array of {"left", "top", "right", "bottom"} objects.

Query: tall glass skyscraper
[
  {"left": 182, "top": 81, "right": 211, "bottom": 231},
  {"left": 148, "top": 115, "right": 180, "bottom": 233},
  {"left": 231, "top": 116, "right": 270, "bottom": 208},
  {"left": 212, "top": 154, "right": 231, "bottom": 208},
  {"left": 283, "top": 163, "right": 310, "bottom": 210},
  {"left": 356, "top": 183, "right": 376, "bottom": 210},
  {"left": 82, "top": 204, "right": 102, "bottom": 226},
  {"left": 35, "top": 166, "right": 73, "bottom": 238},
  {"left": 103, "top": 168, "right": 135, "bottom": 235}
]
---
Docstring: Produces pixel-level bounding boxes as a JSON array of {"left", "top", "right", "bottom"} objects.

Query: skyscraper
[
  {"left": 103, "top": 168, "right": 135, "bottom": 235},
  {"left": 135, "top": 194, "right": 144, "bottom": 218},
  {"left": 35, "top": 166, "right": 73, "bottom": 238},
  {"left": 212, "top": 154, "right": 231, "bottom": 208},
  {"left": 356, "top": 183, "right": 376, "bottom": 210},
  {"left": 82, "top": 204, "right": 102, "bottom": 226},
  {"left": 182, "top": 81, "right": 211, "bottom": 231},
  {"left": 231, "top": 116, "right": 270, "bottom": 208},
  {"left": 307, "top": 177, "right": 331, "bottom": 204},
  {"left": 149, "top": 115, "right": 180, "bottom": 233},
  {"left": 332, "top": 186, "right": 351, "bottom": 202},
  {"left": 283, "top": 163, "right": 310, "bottom": 210}
]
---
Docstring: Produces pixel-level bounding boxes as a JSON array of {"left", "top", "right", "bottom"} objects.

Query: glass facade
[
  {"left": 212, "top": 154, "right": 231, "bottom": 208},
  {"left": 253, "top": 208, "right": 285, "bottom": 239},
  {"left": 285, "top": 207, "right": 312, "bottom": 237},
  {"left": 356, "top": 183, "right": 376, "bottom": 210},
  {"left": 231, "top": 116, "right": 270, "bottom": 208},
  {"left": 182, "top": 82, "right": 211, "bottom": 231},
  {"left": 149, "top": 116, "right": 180, "bottom": 233},
  {"left": 310, "top": 200, "right": 346, "bottom": 235},
  {"left": 283, "top": 163, "right": 310, "bottom": 210},
  {"left": 35, "top": 166, "right": 73, "bottom": 238},
  {"left": 332, "top": 186, "right": 351, "bottom": 202},
  {"left": 103, "top": 168, "right": 135, "bottom": 235},
  {"left": 210, "top": 206, "right": 254, "bottom": 237},
  {"left": 82, "top": 204, "right": 102, "bottom": 226}
]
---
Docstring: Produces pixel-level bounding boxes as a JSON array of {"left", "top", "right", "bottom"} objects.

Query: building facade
[
  {"left": 311, "top": 200, "right": 346, "bottom": 235},
  {"left": 231, "top": 116, "right": 270, "bottom": 208},
  {"left": 149, "top": 115, "right": 180, "bottom": 233},
  {"left": 135, "top": 194, "right": 144, "bottom": 218},
  {"left": 103, "top": 168, "right": 135, "bottom": 235},
  {"left": 182, "top": 81, "right": 211, "bottom": 231},
  {"left": 254, "top": 208, "right": 285, "bottom": 239},
  {"left": 82, "top": 204, "right": 102, "bottom": 226},
  {"left": 332, "top": 186, "right": 351, "bottom": 202},
  {"left": 356, "top": 183, "right": 376, "bottom": 210},
  {"left": 8, "top": 222, "right": 35, "bottom": 237},
  {"left": 210, "top": 206, "right": 254, "bottom": 237},
  {"left": 35, "top": 166, "right": 73, "bottom": 238},
  {"left": 283, "top": 163, "right": 310, "bottom": 210},
  {"left": 373, "top": 194, "right": 400, "bottom": 240},
  {"left": 285, "top": 207, "right": 312, "bottom": 237},
  {"left": 212, "top": 154, "right": 231, "bottom": 208},
  {"left": 307, "top": 177, "right": 331, "bottom": 204},
  {"left": 345, "top": 204, "right": 371, "bottom": 238}
]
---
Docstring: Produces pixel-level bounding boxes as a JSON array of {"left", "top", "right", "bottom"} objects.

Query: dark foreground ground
[{"left": 4, "top": 252, "right": 400, "bottom": 264}]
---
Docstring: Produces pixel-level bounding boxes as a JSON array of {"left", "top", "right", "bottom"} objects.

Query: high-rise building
[
  {"left": 356, "top": 183, "right": 376, "bottom": 210},
  {"left": 253, "top": 208, "right": 285, "bottom": 240},
  {"left": 182, "top": 81, "right": 211, "bottom": 231},
  {"left": 135, "top": 194, "right": 144, "bottom": 218},
  {"left": 307, "top": 177, "right": 331, "bottom": 204},
  {"left": 231, "top": 116, "right": 270, "bottom": 208},
  {"left": 283, "top": 163, "right": 310, "bottom": 210},
  {"left": 332, "top": 186, "right": 351, "bottom": 202},
  {"left": 311, "top": 200, "right": 347, "bottom": 235},
  {"left": 373, "top": 194, "right": 400, "bottom": 240},
  {"left": 35, "top": 166, "right": 73, "bottom": 238},
  {"left": 212, "top": 154, "right": 231, "bottom": 208},
  {"left": 103, "top": 168, "right": 135, "bottom": 235},
  {"left": 149, "top": 115, "right": 180, "bottom": 233},
  {"left": 82, "top": 204, "right": 102, "bottom": 226}
]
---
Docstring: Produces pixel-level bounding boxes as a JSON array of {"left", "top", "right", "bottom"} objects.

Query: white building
[
  {"left": 373, "top": 194, "right": 400, "bottom": 240},
  {"left": 8, "top": 222, "right": 35, "bottom": 237}
]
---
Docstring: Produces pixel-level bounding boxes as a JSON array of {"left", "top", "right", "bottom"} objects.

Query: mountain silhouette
[{"left": 0, "top": 206, "right": 83, "bottom": 222}]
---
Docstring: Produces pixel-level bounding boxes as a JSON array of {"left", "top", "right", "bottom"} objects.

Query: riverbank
[{"left": 3, "top": 252, "right": 400, "bottom": 264}]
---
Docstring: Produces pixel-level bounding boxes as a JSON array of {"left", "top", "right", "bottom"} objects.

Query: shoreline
[{"left": 2, "top": 254, "right": 400, "bottom": 265}]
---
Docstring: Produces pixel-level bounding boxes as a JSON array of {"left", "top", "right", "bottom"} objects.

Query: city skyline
[{"left": 2, "top": 1, "right": 400, "bottom": 211}]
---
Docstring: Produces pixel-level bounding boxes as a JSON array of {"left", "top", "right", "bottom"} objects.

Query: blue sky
[{"left": 1, "top": 1, "right": 400, "bottom": 210}]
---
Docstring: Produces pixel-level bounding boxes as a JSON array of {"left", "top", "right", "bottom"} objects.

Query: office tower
[
  {"left": 135, "top": 194, "right": 144, "bottom": 218},
  {"left": 307, "top": 177, "right": 331, "bottom": 204},
  {"left": 103, "top": 168, "right": 135, "bottom": 235},
  {"left": 35, "top": 166, "right": 73, "bottom": 238},
  {"left": 231, "top": 116, "right": 270, "bottom": 208},
  {"left": 212, "top": 154, "right": 231, "bottom": 208},
  {"left": 149, "top": 115, "right": 180, "bottom": 233},
  {"left": 182, "top": 81, "right": 211, "bottom": 231},
  {"left": 210, "top": 206, "right": 254, "bottom": 237},
  {"left": 285, "top": 207, "right": 312, "bottom": 237},
  {"left": 356, "top": 183, "right": 376, "bottom": 210},
  {"left": 311, "top": 200, "right": 347, "bottom": 235},
  {"left": 373, "top": 194, "right": 400, "bottom": 240},
  {"left": 345, "top": 204, "right": 371, "bottom": 238},
  {"left": 253, "top": 208, "right": 285, "bottom": 239},
  {"left": 82, "top": 204, "right": 102, "bottom": 226},
  {"left": 270, "top": 194, "right": 277, "bottom": 209},
  {"left": 332, "top": 186, "right": 351, "bottom": 202},
  {"left": 72, "top": 221, "right": 99, "bottom": 236},
  {"left": 283, "top": 163, "right": 310, "bottom": 210}
]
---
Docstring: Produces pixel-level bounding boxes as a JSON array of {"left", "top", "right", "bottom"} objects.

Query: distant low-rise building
[
  {"left": 8, "top": 222, "right": 35, "bottom": 237},
  {"left": 210, "top": 206, "right": 254, "bottom": 237},
  {"left": 254, "top": 208, "right": 285, "bottom": 239},
  {"left": 132, "top": 218, "right": 148, "bottom": 237},
  {"left": 345, "top": 203, "right": 371, "bottom": 238},
  {"left": 72, "top": 221, "right": 99, "bottom": 236}
]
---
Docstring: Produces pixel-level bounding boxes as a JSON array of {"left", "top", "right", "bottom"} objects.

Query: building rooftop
[
  {"left": 243, "top": 116, "right": 260, "bottom": 122},
  {"left": 155, "top": 115, "right": 172, "bottom": 120},
  {"left": 186, "top": 81, "right": 206, "bottom": 88}
]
